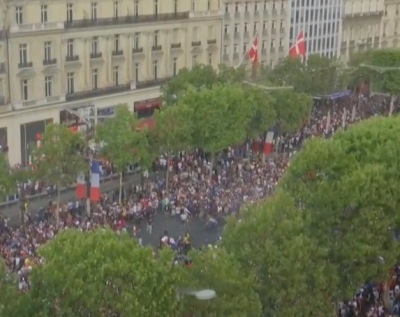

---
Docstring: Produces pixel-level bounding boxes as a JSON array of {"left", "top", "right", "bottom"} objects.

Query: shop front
[
  {"left": 97, "top": 103, "right": 127, "bottom": 124},
  {"left": 59, "top": 104, "right": 95, "bottom": 135},
  {"left": 133, "top": 98, "right": 161, "bottom": 119},
  {"left": 20, "top": 119, "right": 53, "bottom": 165},
  {"left": 0, "top": 127, "right": 8, "bottom": 154}
]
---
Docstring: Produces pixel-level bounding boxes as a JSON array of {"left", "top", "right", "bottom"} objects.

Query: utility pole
[{"left": 64, "top": 109, "right": 114, "bottom": 215}]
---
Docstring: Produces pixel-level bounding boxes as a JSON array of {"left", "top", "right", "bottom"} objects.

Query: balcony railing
[
  {"left": 65, "top": 84, "right": 131, "bottom": 102},
  {"left": 90, "top": 52, "right": 103, "bottom": 59},
  {"left": 0, "top": 30, "right": 6, "bottom": 40},
  {"left": 136, "top": 77, "right": 170, "bottom": 90},
  {"left": 64, "top": 12, "right": 189, "bottom": 29},
  {"left": 191, "top": 41, "right": 201, "bottom": 46},
  {"left": 171, "top": 43, "right": 181, "bottom": 49},
  {"left": 43, "top": 58, "right": 57, "bottom": 65},
  {"left": 0, "top": 62, "right": 5, "bottom": 74},
  {"left": 132, "top": 47, "right": 143, "bottom": 53},
  {"left": 207, "top": 39, "right": 217, "bottom": 45},
  {"left": 112, "top": 50, "right": 124, "bottom": 56},
  {"left": 152, "top": 45, "right": 162, "bottom": 51},
  {"left": 18, "top": 61, "right": 33, "bottom": 69},
  {"left": 10, "top": 22, "right": 64, "bottom": 33},
  {"left": 0, "top": 96, "right": 6, "bottom": 105},
  {"left": 66, "top": 55, "right": 79, "bottom": 62}
]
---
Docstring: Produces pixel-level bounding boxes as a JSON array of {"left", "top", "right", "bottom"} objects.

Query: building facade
[
  {"left": 290, "top": 0, "right": 343, "bottom": 59},
  {"left": 222, "top": 0, "right": 291, "bottom": 68},
  {"left": 340, "top": 0, "right": 384, "bottom": 62},
  {"left": 381, "top": 0, "right": 400, "bottom": 48},
  {"left": 0, "top": 0, "right": 223, "bottom": 165}
]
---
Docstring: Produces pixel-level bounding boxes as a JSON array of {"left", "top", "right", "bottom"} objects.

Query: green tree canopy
[
  {"left": 162, "top": 64, "right": 246, "bottom": 105},
  {"left": 0, "top": 154, "right": 18, "bottom": 201},
  {"left": 180, "top": 248, "right": 262, "bottom": 317},
  {"left": 31, "top": 124, "right": 86, "bottom": 224},
  {"left": 96, "top": 105, "right": 152, "bottom": 203},
  {"left": 280, "top": 116, "right": 400, "bottom": 300},
  {"left": 222, "top": 191, "right": 337, "bottom": 317},
  {"left": 22, "top": 229, "right": 183, "bottom": 317},
  {"left": 271, "top": 90, "right": 312, "bottom": 133},
  {"left": 182, "top": 83, "right": 251, "bottom": 169}
]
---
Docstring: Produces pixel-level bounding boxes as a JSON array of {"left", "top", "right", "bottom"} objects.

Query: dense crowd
[{"left": 0, "top": 93, "right": 399, "bottom": 316}]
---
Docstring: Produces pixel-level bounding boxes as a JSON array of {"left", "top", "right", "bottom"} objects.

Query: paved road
[{"left": 2, "top": 172, "right": 224, "bottom": 247}]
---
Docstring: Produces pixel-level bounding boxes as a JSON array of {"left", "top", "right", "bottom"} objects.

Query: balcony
[
  {"left": 223, "top": 33, "right": 230, "bottom": 41},
  {"left": 234, "top": 11, "right": 240, "bottom": 19},
  {"left": 65, "top": 84, "right": 131, "bottom": 102},
  {"left": 171, "top": 43, "right": 181, "bottom": 49},
  {"left": 271, "top": 28, "right": 277, "bottom": 35},
  {"left": 9, "top": 22, "right": 64, "bottom": 34},
  {"left": 233, "top": 53, "right": 239, "bottom": 60},
  {"left": 349, "top": 40, "right": 355, "bottom": 46},
  {"left": 261, "top": 49, "right": 267, "bottom": 56},
  {"left": 280, "top": 28, "right": 285, "bottom": 35},
  {"left": 191, "top": 41, "right": 201, "bottom": 47},
  {"left": 367, "top": 37, "right": 373, "bottom": 44},
  {"left": 152, "top": 45, "right": 162, "bottom": 51},
  {"left": 0, "top": 96, "right": 6, "bottom": 106},
  {"left": 0, "top": 30, "right": 6, "bottom": 40},
  {"left": 223, "top": 54, "right": 229, "bottom": 61},
  {"left": 272, "top": 9, "right": 278, "bottom": 16},
  {"left": 244, "top": 11, "right": 251, "bottom": 19},
  {"left": 279, "top": 46, "right": 284, "bottom": 52},
  {"left": 64, "top": 12, "right": 189, "bottom": 29},
  {"left": 90, "top": 52, "right": 103, "bottom": 59},
  {"left": 136, "top": 77, "right": 170, "bottom": 90},
  {"left": 262, "top": 29, "right": 268, "bottom": 36},
  {"left": 374, "top": 36, "right": 380, "bottom": 43},
  {"left": 189, "top": 10, "right": 223, "bottom": 18},
  {"left": 234, "top": 32, "right": 240, "bottom": 39},
  {"left": 207, "top": 39, "right": 217, "bottom": 45},
  {"left": 270, "top": 47, "right": 276, "bottom": 54},
  {"left": 112, "top": 50, "right": 124, "bottom": 56},
  {"left": 18, "top": 61, "right": 33, "bottom": 69},
  {"left": 132, "top": 47, "right": 144, "bottom": 53},
  {"left": 224, "top": 11, "right": 231, "bottom": 20},
  {"left": 0, "top": 62, "right": 5, "bottom": 74},
  {"left": 43, "top": 58, "right": 57, "bottom": 65},
  {"left": 66, "top": 55, "right": 79, "bottom": 62}
]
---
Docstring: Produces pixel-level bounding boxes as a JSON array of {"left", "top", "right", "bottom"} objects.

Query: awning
[
  {"left": 134, "top": 98, "right": 161, "bottom": 111},
  {"left": 313, "top": 90, "right": 352, "bottom": 100}
]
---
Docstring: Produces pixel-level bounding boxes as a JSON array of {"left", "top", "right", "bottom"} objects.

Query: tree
[
  {"left": 180, "top": 248, "right": 262, "bottom": 317},
  {"left": 0, "top": 154, "right": 18, "bottom": 202},
  {"left": 31, "top": 124, "right": 86, "bottom": 225},
  {"left": 280, "top": 116, "right": 400, "bottom": 302},
  {"left": 271, "top": 90, "right": 312, "bottom": 134},
  {"left": 22, "top": 229, "right": 183, "bottom": 317},
  {"left": 0, "top": 259, "right": 20, "bottom": 317},
  {"left": 222, "top": 191, "right": 338, "bottom": 317},
  {"left": 162, "top": 64, "right": 246, "bottom": 106},
  {"left": 151, "top": 104, "right": 193, "bottom": 192},
  {"left": 182, "top": 83, "right": 251, "bottom": 177},
  {"left": 96, "top": 106, "right": 152, "bottom": 203},
  {"left": 243, "top": 86, "right": 277, "bottom": 140}
]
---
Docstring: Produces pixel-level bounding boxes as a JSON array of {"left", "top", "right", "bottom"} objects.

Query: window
[
  {"left": 207, "top": 0, "right": 211, "bottom": 10},
  {"left": 153, "top": 31, "right": 159, "bottom": 46},
  {"left": 262, "top": 41, "right": 266, "bottom": 49},
  {"left": 264, "top": 0, "right": 267, "bottom": 10},
  {"left": 193, "top": 27, "right": 199, "bottom": 41},
  {"left": 225, "top": 4, "right": 229, "bottom": 12},
  {"left": 255, "top": 2, "right": 259, "bottom": 11},
  {"left": 154, "top": 0, "right": 158, "bottom": 15},
  {"left": 15, "top": 6, "right": 23, "bottom": 24},
  {"left": 133, "top": 33, "right": 140, "bottom": 48},
  {"left": 67, "top": 72, "right": 74, "bottom": 94},
  {"left": 263, "top": 21, "right": 267, "bottom": 29},
  {"left": 92, "top": 37, "right": 98, "bottom": 54},
  {"left": 45, "top": 76, "right": 52, "bottom": 97},
  {"left": 134, "top": 63, "right": 139, "bottom": 82},
  {"left": 234, "top": 23, "right": 239, "bottom": 33},
  {"left": 234, "top": 44, "right": 238, "bottom": 53},
  {"left": 91, "top": 2, "right": 97, "bottom": 20},
  {"left": 67, "top": 3, "right": 73, "bottom": 22},
  {"left": 208, "top": 25, "right": 215, "bottom": 38},
  {"left": 41, "top": 5, "right": 48, "bottom": 23},
  {"left": 172, "top": 57, "right": 177, "bottom": 76},
  {"left": 192, "top": 55, "right": 197, "bottom": 66},
  {"left": 224, "top": 24, "right": 229, "bottom": 34},
  {"left": 92, "top": 69, "right": 98, "bottom": 89},
  {"left": 254, "top": 23, "right": 257, "bottom": 32},
  {"left": 223, "top": 45, "right": 229, "bottom": 55},
  {"left": 235, "top": 2, "right": 239, "bottom": 11},
  {"left": 174, "top": 0, "right": 178, "bottom": 13},
  {"left": 19, "top": 44, "right": 28, "bottom": 64},
  {"left": 134, "top": 0, "right": 139, "bottom": 16},
  {"left": 152, "top": 60, "right": 158, "bottom": 79},
  {"left": 44, "top": 41, "right": 52, "bottom": 61},
  {"left": 67, "top": 39, "right": 74, "bottom": 57},
  {"left": 114, "top": 35, "right": 119, "bottom": 51},
  {"left": 191, "top": 0, "right": 195, "bottom": 11},
  {"left": 113, "top": 66, "right": 119, "bottom": 85},
  {"left": 208, "top": 53, "right": 212, "bottom": 65},
  {"left": 114, "top": 1, "right": 118, "bottom": 18},
  {"left": 243, "top": 43, "right": 248, "bottom": 53},
  {"left": 21, "top": 79, "right": 28, "bottom": 101},
  {"left": 245, "top": 2, "right": 248, "bottom": 11},
  {"left": 244, "top": 22, "right": 248, "bottom": 32}
]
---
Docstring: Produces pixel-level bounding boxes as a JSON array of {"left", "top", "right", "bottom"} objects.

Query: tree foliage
[
  {"left": 0, "top": 154, "right": 17, "bottom": 201},
  {"left": 96, "top": 106, "right": 152, "bottom": 202},
  {"left": 22, "top": 229, "right": 183, "bottom": 317},
  {"left": 181, "top": 248, "right": 262, "bottom": 317},
  {"left": 280, "top": 116, "right": 400, "bottom": 300},
  {"left": 271, "top": 90, "right": 312, "bottom": 133},
  {"left": 222, "top": 191, "right": 337, "bottom": 317},
  {"left": 181, "top": 83, "right": 250, "bottom": 165},
  {"left": 31, "top": 124, "right": 86, "bottom": 222}
]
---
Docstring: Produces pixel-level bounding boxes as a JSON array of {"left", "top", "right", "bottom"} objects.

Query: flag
[
  {"left": 263, "top": 131, "right": 275, "bottom": 155},
  {"left": 90, "top": 160, "right": 100, "bottom": 202},
  {"left": 248, "top": 36, "right": 258, "bottom": 65},
  {"left": 289, "top": 31, "right": 306, "bottom": 58},
  {"left": 76, "top": 173, "right": 86, "bottom": 199}
]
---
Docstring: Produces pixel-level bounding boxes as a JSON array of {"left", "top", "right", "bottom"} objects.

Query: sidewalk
[{"left": 3, "top": 172, "right": 147, "bottom": 226}]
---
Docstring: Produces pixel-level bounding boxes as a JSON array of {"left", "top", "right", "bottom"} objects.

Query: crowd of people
[{"left": 0, "top": 92, "right": 399, "bottom": 315}]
